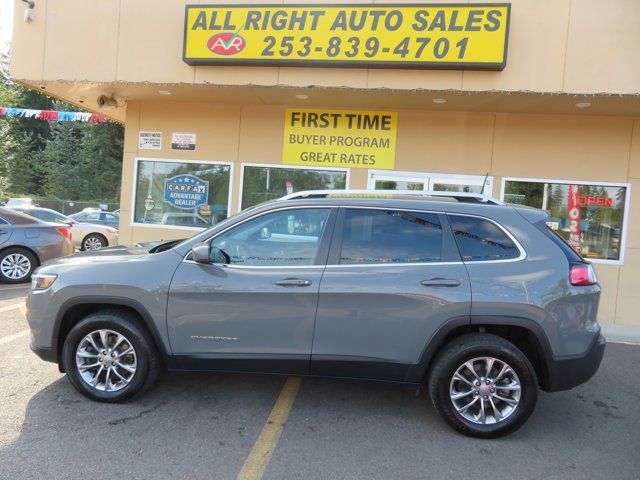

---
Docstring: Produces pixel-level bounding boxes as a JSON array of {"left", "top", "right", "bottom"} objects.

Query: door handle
[
  {"left": 275, "top": 278, "right": 312, "bottom": 287},
  {"left": 421, "top": 278, "right": 461, "bottom": 287}
]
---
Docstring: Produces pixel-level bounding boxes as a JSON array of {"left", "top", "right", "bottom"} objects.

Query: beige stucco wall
[
  {"left": 118, "top": 100, "right": 638, "bottom": 326},
  {"left": 10, "top": 0, "right": 640, "bottom": 95}
]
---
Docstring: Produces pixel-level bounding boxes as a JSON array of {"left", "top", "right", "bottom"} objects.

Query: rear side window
[
  {"left": 448, "top": 215, "right": 519, "bottom": 261},
  {"left": 533, "top": 220, "right": 583, "bottom": 262},
  {"left": 340, "top": 209, "right": 442, "bottom": 264}
]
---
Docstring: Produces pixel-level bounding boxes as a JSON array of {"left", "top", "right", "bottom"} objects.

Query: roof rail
[{"left": 278, "top": 189, "right": 504, "bottom": 205}]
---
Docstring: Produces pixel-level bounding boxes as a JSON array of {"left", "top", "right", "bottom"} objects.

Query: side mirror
[{"left": 191, "top": 242, "right": 211, "bottom": 264}]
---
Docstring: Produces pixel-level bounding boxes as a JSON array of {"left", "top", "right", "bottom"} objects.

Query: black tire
[
  {"left": 81, "top": 233, "right": 107, "bottom": 251},
  {"left": 62, "top": 309, "right": 160, "bottom": 402},
  {"left": 428, "top": 333, "right": 538, "bottom": 438},
  {"left": 0, "top": 247, "right": 37, "bottom": 283}
]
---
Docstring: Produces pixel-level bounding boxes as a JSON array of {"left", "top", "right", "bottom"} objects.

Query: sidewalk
[{"left": 601, "top": 323, "right": 640, "bottom": 345}]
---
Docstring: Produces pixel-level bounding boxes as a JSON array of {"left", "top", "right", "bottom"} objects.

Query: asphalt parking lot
[{"left": 1, "top": 285, "right": 639, "bottom": 480}]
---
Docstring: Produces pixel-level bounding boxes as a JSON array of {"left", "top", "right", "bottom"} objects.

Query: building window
[
  {"left": 133, "top": 158, "right": 231, "bottom": 228},
  {"left": 503, "top": 179, "right": 628, "bottom": 262},
  {"left": 241, "top": 164, "right": 348, "bottom": 209}
]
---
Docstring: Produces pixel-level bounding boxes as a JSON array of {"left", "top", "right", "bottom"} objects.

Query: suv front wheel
[
  {"left": 62, "top": 310, "right": 160, "bottom": 402},
  {"left": 428, "top": 333, "right": 538, "bottom": 438}
]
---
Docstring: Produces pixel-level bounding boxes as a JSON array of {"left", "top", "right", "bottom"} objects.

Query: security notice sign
[
  {"left": 183, "top": 4, "right": 510, "bottom": 70},
  {"left": 283, "top": 109, "right": 397, "bottom": 169}
]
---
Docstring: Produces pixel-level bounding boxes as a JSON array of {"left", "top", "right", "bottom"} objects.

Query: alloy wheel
[
  {"left": 75, "top": 329, "right": 137, "bottom": 392},
  {"left": 449, "top": 356, "right": 521, "bottom": 425},
  {"left": 84, "top": 237, "right": 104, "bottom": 250},
  {"left": 1, "top": 253, "right": 31, "bottom": 280}
]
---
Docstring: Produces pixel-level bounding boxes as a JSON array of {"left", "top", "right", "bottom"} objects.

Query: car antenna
[{"left": 480, "top": 172, "right": 489, "bottom": 194}]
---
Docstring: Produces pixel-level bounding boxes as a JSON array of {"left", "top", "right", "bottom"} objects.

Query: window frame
[
  {"left": 367, "top": 169, "right": 494, "bottom": 194},
  {"left": 239, "top": 163, "right": 350, "bottom": 211},
  {"left": 131, "top": 157, "right": 234, "bottom": 231},
  {"left": 184, "top": 205, "right": 338, "bottom": 269},
  {"left": 500, "top": 176, "right": 631, "bottom": 266}
]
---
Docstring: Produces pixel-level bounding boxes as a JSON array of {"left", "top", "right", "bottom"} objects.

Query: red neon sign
[{"left": 577, "top": 195, "right": 614, "bottom": 207}]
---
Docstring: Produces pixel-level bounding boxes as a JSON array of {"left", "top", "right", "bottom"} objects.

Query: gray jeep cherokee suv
[{"left": 26, "top": 190, "right": 605, "bottom": 438}]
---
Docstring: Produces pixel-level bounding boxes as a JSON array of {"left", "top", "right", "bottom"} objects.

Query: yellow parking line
[
  {"left": 236, "top": 377, "right": 302, "bottom": 480},
  {"left": 0, "top": 302, "right": 25, "bottom": 313}
]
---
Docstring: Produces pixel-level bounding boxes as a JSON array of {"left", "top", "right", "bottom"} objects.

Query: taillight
[
  {"left": 570, "top": 263, "right": 597, "bottom": 286},
  {"left": 56, "top": 227, "right": 72, "bottom": 240}
]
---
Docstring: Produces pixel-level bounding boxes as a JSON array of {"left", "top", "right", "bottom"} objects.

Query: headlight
[{"left": 31, "top": 274, "right": 57, "bottom": 291}]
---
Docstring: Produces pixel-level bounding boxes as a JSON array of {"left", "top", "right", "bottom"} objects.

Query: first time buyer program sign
[
  {"left": 283, "top": 109, "right": 398, "bottom": 169},
  {"left": 184, "top": 4, "right": 511, "bottom": 69}
]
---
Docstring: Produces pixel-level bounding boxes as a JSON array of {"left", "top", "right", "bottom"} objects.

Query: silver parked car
[
  {"left": 26, "top": 190, "right": 605, "bottom": 438},
  {"left": 69, "top": 210, "right": 119, "bottom": 229},
  {"left": 0, "top": 207, "right": 74, "bottom": 283},
  {"left": 10, "top": 206, "right": 118, "bottom": 251}
]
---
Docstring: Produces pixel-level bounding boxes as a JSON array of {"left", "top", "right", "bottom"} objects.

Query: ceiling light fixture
[
  {"left": 575, "top": 102, "right": 591, "bottom": 108},
  {"left": 432, "top": 98, "right": 447, "bottom": 104}
]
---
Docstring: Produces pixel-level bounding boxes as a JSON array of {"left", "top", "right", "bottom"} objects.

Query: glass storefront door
[{"left": 368, "top": 171, "right": 493, "bottom": 195}]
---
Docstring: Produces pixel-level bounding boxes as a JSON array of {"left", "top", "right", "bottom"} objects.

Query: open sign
[{"left": 577, "top": 195, "right": 614, "bottom": 207}]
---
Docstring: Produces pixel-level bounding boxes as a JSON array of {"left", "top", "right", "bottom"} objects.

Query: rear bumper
[{"left": 544, "top": 333, "right": 606, "bottom": 392}]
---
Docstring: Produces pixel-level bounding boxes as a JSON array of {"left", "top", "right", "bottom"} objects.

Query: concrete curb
[{"left": 601, "top": 323, "right": 640, "bottom": 345}]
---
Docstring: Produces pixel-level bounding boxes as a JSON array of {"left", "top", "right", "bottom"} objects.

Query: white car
[
  {"left": 10, "top": 206, "right": 118, "bottom": 250},
  {"left": 160, "top": 212, "right": 209, "bottom": 227},
  {"left": 6, "top": 197, "right": 34, "bottom": 208}
]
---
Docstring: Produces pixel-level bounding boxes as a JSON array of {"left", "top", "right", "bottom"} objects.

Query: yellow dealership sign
[
  {"left": 183, "top": 4, "right": 511, "bottom": 70},
  {"left": 283, "top": 109, "right": 398, "bottom": 169}
]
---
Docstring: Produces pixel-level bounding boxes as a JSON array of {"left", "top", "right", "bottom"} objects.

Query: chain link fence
[{"left": 9, "top": 198, "right": 120, "bottom": 215}]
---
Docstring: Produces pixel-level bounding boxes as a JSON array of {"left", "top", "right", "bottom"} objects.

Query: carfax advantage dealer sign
[{"left": 183, "top": 4, "right": 511, "bottom": 70}]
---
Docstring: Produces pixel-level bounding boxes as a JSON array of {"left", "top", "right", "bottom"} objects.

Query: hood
[{"left": 40, "top": 244, "right": 150, "bottom": 268}]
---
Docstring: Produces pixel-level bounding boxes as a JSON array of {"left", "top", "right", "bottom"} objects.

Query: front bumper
[
  {"left": 30, "top": 343, "right": 57, "bottom": 363},
  {"left": 544, "top": 333, "right": 606, "bottom": 392},
  {"left": 105, "top": 231, "right": 119, "bottom": 246}
]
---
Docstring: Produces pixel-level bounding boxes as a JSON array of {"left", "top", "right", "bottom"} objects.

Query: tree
[{"left": 0, "top": 46, "right": 124, "bottom": 202}]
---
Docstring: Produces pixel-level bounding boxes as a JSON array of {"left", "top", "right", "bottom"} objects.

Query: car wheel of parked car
[
  {"left": 428, "top": 333, "right": 538, "bottom": 438},
  {"left": 62, "top": 310, "right": 160, "bottom": 402},
  {"left": 82, "top": 234, "right": 107, "bottom": 251},
  {"left": 0, "top": 247, "right": 37, "bottom": 283}
]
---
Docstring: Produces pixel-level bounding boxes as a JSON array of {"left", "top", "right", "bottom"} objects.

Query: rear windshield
[
  {"left": 533, "top": 220, "right": 583, "bottom": 262},
  {"left": 0, "top": 209, "right": 41, "bottom": 225}
]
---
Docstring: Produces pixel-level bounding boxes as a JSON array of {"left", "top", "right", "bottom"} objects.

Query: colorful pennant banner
[{"left": 0, "top": 107, "right": 106, "bottom": 123}]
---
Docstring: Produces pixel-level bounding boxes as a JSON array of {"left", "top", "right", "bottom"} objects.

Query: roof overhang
[{"left": 18, "top": 80, "right": 640, "bottom": 125}]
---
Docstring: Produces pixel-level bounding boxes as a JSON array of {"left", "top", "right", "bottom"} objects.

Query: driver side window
[{"left": 211, "top": 208, "right": 330, "bottom": 266}]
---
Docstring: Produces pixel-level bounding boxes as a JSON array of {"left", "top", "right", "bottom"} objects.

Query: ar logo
[{"left": 207, "top": 32, "right": 246, "bottom": 55}]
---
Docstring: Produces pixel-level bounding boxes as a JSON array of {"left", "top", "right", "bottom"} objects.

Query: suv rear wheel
[
  {"left": 62, "top": 310, "right": 160, "bottom": 402},
  {"left": 428, "top": 333, "right": 538, "bottom": 438}
]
